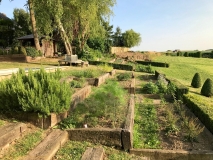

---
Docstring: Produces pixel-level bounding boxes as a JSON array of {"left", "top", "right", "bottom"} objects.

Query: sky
[{"left": 0, "top": 0, "right": 213, "bottom": 52}]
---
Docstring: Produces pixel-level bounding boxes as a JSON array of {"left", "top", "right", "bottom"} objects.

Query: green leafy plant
[
  {"left": 12, "top": 46, "right": 19, "bottom": 54},
  {"left": 0, "top": 68, "right": 71, "bottom": 115},
  {"left": 135, "top": 64, "right": 154, "bottom": 73},
  {"left": 65, "top": 69, "right": 103, "bottom": 78},
  {"left": 134, "top": 103, "right": 160, "bottom": 149},
  {"left": 70, "top": 79, "right": 85, "bottom": 88},
  {"left": 164, "top": 108, "right": 179, "bottom": 135},
  {"left": 18, "top": 46, "right": 27, "bottom": 55},
  {"left": 25, "top": 47, "right": 42, "bottom": 58},
  {"left": 191, "top": 73, "right": 202, "bottom": 88},
  {"left": 201, "top": 78, "right": 213, "bottom": 97},
  {"left": 142, "top": 81, "right": 159, "bottom": 94},
  {"left": 59, "top": 79, "right": 127, "bottom": 129},
  {"left": 98, "top": 64, "right": 113, "bottom": 72},
  {"left": 117, "top": 72, "right": 132, "bottom": 81},
  {"left": 183, "top": 117, "right": 204, "bottom": 142}
]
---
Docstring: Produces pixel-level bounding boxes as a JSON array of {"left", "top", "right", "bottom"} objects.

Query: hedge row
[
  {"left": 88, "top": 60, "right": 133, "bottom": 71},
  {"left": 155, "top": 70, "right": 189, "bottom": 99},
  {"left": 135, "top": 60, "right": 169, "bottom": 68},
  {"left": 168, "top": 51, "right": 213, "bottom": 58},
  {"left": 183, "top": 94, "right": 213, "bottom": 134}
]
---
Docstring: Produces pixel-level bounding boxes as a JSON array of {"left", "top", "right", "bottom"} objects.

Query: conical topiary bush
[
  {"left": 191, "top": 73, "right": 202, "bottom": 88},
  {"left": 201, "top": 78, "right": 213, "bottom": 97}
]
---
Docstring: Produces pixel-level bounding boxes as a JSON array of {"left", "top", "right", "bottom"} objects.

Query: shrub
[
  {"left": 70, "top": 79, "right": 85, "bottom": 88},
  {"left": 97, "top": 64, "right": 113, "bottom": 73},
  {"left": 25, "top": 47, "right": 41, "bottom": 58},
  {"left": 12, "top": 46, "right": 19, "bottom": 54},
  {"left": 117, "top": 72, "right": 132, "bottom": 81},
  {"left": 201, "top": 78, "right": 213, "bottom": 97},
  {"left": 0, "top": 68, "right": 71, "bottom": 115},
  {"left": 19, "top": 46, "right": 27, "bottom": 55},
  {"left": 184, "top": 52, "right": 189, "bottom": 57},
  {"left": 142, "top": 81, "right": 159, "bottom": 94},
  {"left": 191, "top": 73, "right": 202, "bottom": 88}
]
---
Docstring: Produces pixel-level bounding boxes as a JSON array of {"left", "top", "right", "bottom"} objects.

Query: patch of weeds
[
  {"left": 97, "top": 64, "right": 113, "bottom": 72},
  {"left": 55, "top": 141, "right": 142, "bottom": 160},
  {"left": 134, "top": 103, "right": 161, "bottom": 149},
  {"left": 142, "top": 81, "right": 159, "bottom": 94},
  {"left": 2, "top": 130, "right": 43, "bottom": 159},
  {"left": 135, "top": 64, "right": 155, "bottom": 73},
  {"left": 117, "top": 72, "right": 132, "bottom": 81},
  {"left": 59, "top": 79, "right": 128, "bottom": 129},
  {"left": 183, "top": 117, "right": 204, "bottom": 142},
  {"left": 63, "top": 69, "right": 103, "bottom": 78},
  {"left": 70, "top": 78, "right": 85, "bottom": 88},
  {"left": 164, "top": 107, "right": 179, "bottom": 135}
]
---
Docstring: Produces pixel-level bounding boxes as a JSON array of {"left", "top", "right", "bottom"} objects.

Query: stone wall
[{"left": 111, "top": 47, "right": 129, "bottom": 54}]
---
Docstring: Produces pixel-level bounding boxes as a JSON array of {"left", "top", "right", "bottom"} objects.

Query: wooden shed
[{"left": 17, "top": 34, "right": 57, "bottom": 57}]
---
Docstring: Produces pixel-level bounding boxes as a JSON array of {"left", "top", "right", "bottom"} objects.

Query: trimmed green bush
[
  {"left": 19, "top": 46, "right": 27, "bottom": 55},
  {"left": 183, "top": 94, "right": 213, "bottom": 134},
  {"left": 88, "top": 60, "right": 134, "bottom": 71},
  {"left": 191, "top": 73, "right": 202, "bottom": 88},
  {"left": 0, "top": 68, "right": 71, "bottom": 115},
  {"left": 25, "top": 47, "right": 41, "bottom": 58},
  {"left": 135, "top": 61, "right": 169, "bottom": 68},
  {"left": 201, "top": 78, "right": 213, "bottom": 97}
]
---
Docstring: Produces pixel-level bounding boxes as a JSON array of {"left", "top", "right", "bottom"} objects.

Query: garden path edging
[{"left": 130, "top": 148, "right": 213, "bottom": 160}]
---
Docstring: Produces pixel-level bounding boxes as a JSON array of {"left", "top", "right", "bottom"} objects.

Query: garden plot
[
  {"left": 132, "top": 72, "right": 213, "bottom": 159},
  {"left": 59, "top": 79, "right": 130, "bottom": 129}
]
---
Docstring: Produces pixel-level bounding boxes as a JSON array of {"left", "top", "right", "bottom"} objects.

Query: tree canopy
[{"left": 122, "top": 29, "right": 141, "bottom": 48}]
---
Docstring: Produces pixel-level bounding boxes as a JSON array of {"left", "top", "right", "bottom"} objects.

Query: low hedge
[
  {"left": 88, "top": 60, "right": 133, "bottom": 71},
  {"left": 155, "top": 70, "right": 189, "bottom": 99},
  {"left": 135, "top": 61, "right": 169, "bottom": 68},
  {"left": 183, "top": 94, "right": 213, "bottom": 134}
]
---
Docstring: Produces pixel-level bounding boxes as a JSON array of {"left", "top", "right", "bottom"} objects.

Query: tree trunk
[
  {"left": 56, "top": 19, "right": 72, "bottom": 55},
  {"left": 28, "top": 0, "right": 41, "bottom": 51}
]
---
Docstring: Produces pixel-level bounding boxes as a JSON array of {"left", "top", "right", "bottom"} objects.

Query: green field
[
  {"left": 153, "top": 55, "right": 213, "bottom": 85},
  {"left": 153, "top": 55, "right": 213, "bottom": 104}
]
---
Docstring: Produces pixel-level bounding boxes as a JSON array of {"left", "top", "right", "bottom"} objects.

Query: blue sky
[{"left": 1, "top": 0, "right": 213, "bottom": 51}]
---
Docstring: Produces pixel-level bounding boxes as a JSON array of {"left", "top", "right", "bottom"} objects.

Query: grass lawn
[
  {"left": 0, "top": 58, "right": 59, "bottom": 69},
  {"left": 153, "top": 55, "right": 213, "bottom": 105}
]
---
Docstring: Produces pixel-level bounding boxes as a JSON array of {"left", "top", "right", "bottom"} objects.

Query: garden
[{"left": 1, "top": 54, "right": 213, "bottom": 159}]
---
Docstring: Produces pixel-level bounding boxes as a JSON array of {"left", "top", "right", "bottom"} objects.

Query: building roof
[
  {"left": 17, "top": 34, "right": 55, "bottom": 41},
  {"left": 17, "top": 34, "right": 34, "bottom": 40}
]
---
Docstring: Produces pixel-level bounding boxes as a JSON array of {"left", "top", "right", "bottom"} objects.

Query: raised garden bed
[
  {"left": 59, "top": 78, "right": 135, "bottom": 150},
  {"left": 0, "top": 68, "right": 116, "bottom": 129},
  {"left": 131, "top": 72, "right": 213, "bottom": 159}
]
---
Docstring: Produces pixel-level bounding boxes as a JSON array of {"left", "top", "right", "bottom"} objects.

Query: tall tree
[
  {"left": 0, "top": 0, "right": 41, "bottom": 50},
  {"left": 122, "top": 29, "right": 141, "bottom": 48},
  {"left": 0, "top": 13, "right": 13, "bottom": 47},
  {"left": 13, "top": 8, "right": 31, "bottom": 45},
  {"left": 28, "top": 0, "right": 41, "bottom": 51},
  {"left": 113, "top": 26, "right": 123, "bottom": 47},
  {"left": 34, "top": 0, "right": 72, "bottom": 54}
]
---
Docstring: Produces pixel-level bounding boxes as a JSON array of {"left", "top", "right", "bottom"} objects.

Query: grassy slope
[{"left": 153, "top": 55, "right": 213, "bottom": 104}]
